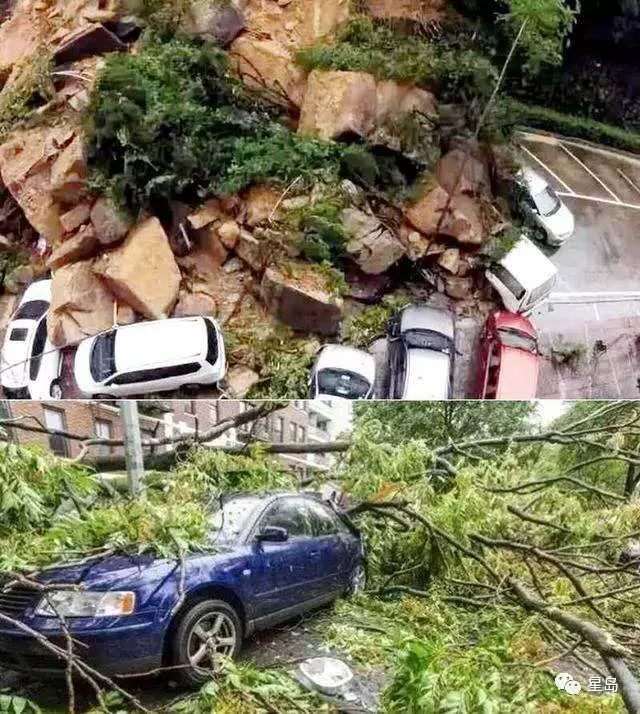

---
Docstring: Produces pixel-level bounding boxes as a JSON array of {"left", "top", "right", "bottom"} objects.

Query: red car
[{"left": 473, "top": 311, "right": 540, "bottom": 399}]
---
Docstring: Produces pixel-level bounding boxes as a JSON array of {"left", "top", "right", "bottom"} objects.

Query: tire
[
  {"left": 347, "top": 562, "right": 367, "bottom": 597},
  {"left": 50, "top": 380, "right": 63, "bottom": 399},
  {"left": 172, "top": 599, "right": 243, "bottom": 686},
  {"left": 182, "top": 383, "right": 201, "bottom": 395}
]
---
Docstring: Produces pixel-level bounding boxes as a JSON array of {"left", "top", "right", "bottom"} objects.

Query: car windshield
[
  {"left": 317, "top": 368, "right": 371, "bottom": 399},
  {"left": 498, "top": 328, "right": 538, "bottom": 354},
  {"left": 14, "top": 300, "right": 48, "bottom": 321},
  {"left": 207, "top": 497, "right": 264, "bottom": 545},
  {"left": 403, "top": 329, "right": 453, "bottom": 354},
  {"left": 89, "top": 330, "right": 117, "bottom": 382},
  {"left": 534, "top": 187, "right": 562, "bottom": 217}
]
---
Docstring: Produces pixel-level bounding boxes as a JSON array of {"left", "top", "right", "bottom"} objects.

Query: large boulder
[
  {"left": 50, "top": 133, "right": 87, "bottom": 204},
  {"left": 93, "top": 217, "right": 181, "bottom": 320},
  {"left": 182, "top": 1, "right": 245, "bottom": 46},
  {"left": 243, "top": 185, "right": 280, "bottom": 227},
  {"left": 298, "top": 70, "right": 377, "bottom": 140},
  {"left": 228, "top": 36, "right": 307, "bottom": 108},
  {"left": 259, "top": 263, "right": 343, "bottom": 335},
  {"left": 343, "top": 208, "right": 405, "bottom": 274},
  {"left": 375, "top": 81, "right": 438, "bottom": 125},
  {"left": 0, "top": 3, "right": 47, "bottom": 83},
  {"left": 47, "top": 259, "right": 115, "bottom": 346},
  {"left": 436, "top": 148, "right": 491, "bottom": 197},
  {"left": 47, "top": 224, "right": 98, "bottom": 270},
  {"left": 405, "top": 185, "right": 486, "bottom": 246},
  {"left": 90, "top": 196, "right": 133, "bottom": 245}
]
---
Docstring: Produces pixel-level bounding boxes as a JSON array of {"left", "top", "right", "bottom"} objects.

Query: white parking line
[
  {"left": 559, "top": 143, "right": 621, "bottom": 203},
  {"left": 518, "top": 143, "right": 576, "bottom": 194},
  {"left": 617, "top": 168, "right": 640, "bottom": 197},
  {"left": 556, "top": 192, "right": 640, "bottom": 210}
]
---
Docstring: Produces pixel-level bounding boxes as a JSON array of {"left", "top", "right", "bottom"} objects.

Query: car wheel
[
  {"left": 49, "top": 380, "right": 63, "bottom": 399},
  {"left": 347, "top": 563, "right": 366, "bottom": 597},
  {"left": 183, "top": 383, "right": 201, "bottom": 395},
  {"left": 173, "top": 599, "right": 243, "bottom": 686}
]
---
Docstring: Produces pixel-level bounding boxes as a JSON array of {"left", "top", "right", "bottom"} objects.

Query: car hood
[
  {"left": 540, "top": 203, "right": 574, "bottom": 238},
  {"left": 1, "top": 319, "right": 34, "bottom": 388}
]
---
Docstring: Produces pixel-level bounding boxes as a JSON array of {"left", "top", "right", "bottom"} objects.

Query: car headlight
[{"left": 35, "top": 591, "right": 136, "bottom": 618}]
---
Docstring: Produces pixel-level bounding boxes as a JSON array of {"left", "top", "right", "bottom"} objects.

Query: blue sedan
[{"left": 0, "top": 493, "right": 366, "bottom": 685}]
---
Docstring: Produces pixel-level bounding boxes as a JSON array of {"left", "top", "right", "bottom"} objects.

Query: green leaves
[{"left": 0, "top": 694, "right": 39, "bottom": 714}]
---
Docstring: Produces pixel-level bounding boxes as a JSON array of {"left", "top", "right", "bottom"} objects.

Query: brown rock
[
  {"left": 3, "top": 264, "right": 37, "bottom": 294},
  {"left": 54, "top": 23, "right": 126, "bottom": 65},
  {"left": 236, "top": 229, "right": 266, "bottom": 272},
  {"left": 343, "top": 208, "right": 405, "bottom": 274},
  {"left": 47, "top": 224, "right": 98, "bottom": 270},
  {"left": 173, "top": 291, "right": 218, "bottom": 318},
  {"left": 196, "top": 224, "right": 229, "bottom": 266},
  {"left": 182, "top": 2, "right": 245, "bottom": 46},
  {"left": 398, "top": 223, "right": 430, "bottom": 261},
  {"left": 405, "top": 184, "right": 450, "bottom": 236},
  {"left": 47, "top": 259, "right": 115, "bottom": 346},
  {"left": 116, "top": 303, "right": 137, "bottom": 325},
  {"left": 224, "top": 365, "right": 260, "bottom": 398},
  {"left": 444, "top": 274, "right": 474, "bottom": 300},
  {"left": 187, "top": 198, "right": 225, "bottom": 231},
  {"left": 298, "top": 70, "right": 377, "bottom": 140},
  {"left": 60, "top": 202, "right": 91, "bottom": 234},
  {"left": 260, "top": 263, "right": 343, "bottom": 335},
  {"left": 50, "top": 134, "right": 86, "bottom": 203},
  {"left": 375, "top": 81, "right": 438, "bottom": 124},
  {"left": 436, "top": 148, "right": 491, "bottom": 197},
  {"left": 244, "top": 185, "right": 280, "bottom": 227},
  {"left": 438, "top": 248, "right": 460, "bottom": 275},
  {"left": 0, "top": 6, "right": 46, "bottom": 83},
  {"left": 366, "top": 0, "right": 446, "bottom": 22},
  {"left": 90, "top": 197, "right": 133, "bottom": 245},
  {"left": 228, "top": 35, "right": 306, "bottom": 108},
  {"left": 217, "top": 220, "right": 241, "bottom": 250},
  {"left": 93, "top": 217, "right": 180, "bottom": 320},
  {"left": 446, "top": 194, "right": 485, "bottom": 246}
]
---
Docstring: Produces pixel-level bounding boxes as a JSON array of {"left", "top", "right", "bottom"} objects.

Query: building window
[
  {"left": 210, "top": 402, "right": 219, "bottom": 423},
  {"left": 186, "top": 400, "right": 197, "bottom": 416},
  {"left": 273, "top": 416, "right": 284, "bottom": 443},
  {"left": 289, "top": 422, "right": 297, "bottom": 442},
  {"left": 43, "top": 407, "right": 68, "bottom": 457},
  {"left": 141, "top": 428, "right": 156, "bottom": 455},
  {"left": 299, "top": 426, "right": 306, "bottom": 444},
  {"left": 94, "top": 419, "right": 112, "bottom": 457}
]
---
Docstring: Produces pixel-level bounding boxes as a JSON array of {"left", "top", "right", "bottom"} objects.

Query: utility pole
[{"left": 119, "top": 400, "right": 145, "bottom": 499}]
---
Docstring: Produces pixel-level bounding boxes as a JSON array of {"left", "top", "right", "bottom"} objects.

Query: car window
[
  {"left": 29, "top": 319, "right": 47, "bottom": 380},
  {"left": 259, "top": 498, "right": 314, "bottom": 538},
  {"left": 208, "top": 497, "right": 263, "bottom": 544},
  {"left": 489, "top": 264, "right": 526, "bottom": 301},
  {"left": 205, "top": 319, "right": 219, "bottom": 365},
  {"left": 317, "top": 369, "right": 370, "bottom": 399},
  {"left": 110, "top": 362, "right": 201, "bottom": 386},
  {"left": 90, "top": 331, "right": 117, "bottom": 382},
  {"left": 533, "top": 187, "right": 562, "bottom": 217},
  {"left": 9, "top": 327, "right": 28, "bottom": 342},
  {"left": 14, "top": 300, "right": 48, "bottom": 321},
  {"left": 306, "top": 501, "right": 346, "bottom": 536},
  {"left": 498, "top": 328, "right": 538, "bottom": 354},
  {"left": 402, "top": 329, "right": 453, "bottom": 354}
]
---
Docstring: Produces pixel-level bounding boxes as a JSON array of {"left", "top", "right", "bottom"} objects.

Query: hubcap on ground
[{"left": 187, "top": 612, "right": 236, "bottom": 671}]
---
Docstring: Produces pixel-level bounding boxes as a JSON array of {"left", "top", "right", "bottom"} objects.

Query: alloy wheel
[{"left": 187, "top": 611, "right": 237, "bottom": 672}]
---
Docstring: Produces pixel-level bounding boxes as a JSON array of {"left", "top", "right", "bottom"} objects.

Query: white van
[{"left": 486, "top": 236, "right": 558, "bottom": 315}]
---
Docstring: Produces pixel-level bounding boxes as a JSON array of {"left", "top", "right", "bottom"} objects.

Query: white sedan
[
  {"left": 73, "top": 316, "right": 226, "bottom": 397},
  {"left": 309, "top": 345, "right": 376, "bottom": 399},
  {"left": 1, "top": 280, "right": 63, "bottom": 399},
  {"left": 517, "top": 167, "right": 575, "bottom": 246}
]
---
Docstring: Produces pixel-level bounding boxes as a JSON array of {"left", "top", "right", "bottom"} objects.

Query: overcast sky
[{"left": 537, "top": 400, "right": 569, "bottom": 426}]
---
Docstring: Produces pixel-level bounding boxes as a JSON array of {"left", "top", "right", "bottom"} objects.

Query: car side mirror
[{"left": 256, "top": 526, "right": 288, "bottom": 543}]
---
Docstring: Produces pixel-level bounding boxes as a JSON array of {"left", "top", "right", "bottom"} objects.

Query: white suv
[{"left": 74, "top": 316, "right": 226, "bottom": 397}]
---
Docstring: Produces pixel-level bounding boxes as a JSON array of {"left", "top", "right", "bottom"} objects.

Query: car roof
[
  {"left": 315, "top": 345, "right": 376, "bottom": 383},
  {"left": 403, "top": 349, "right": 450, "bottom": 399},
  {"left": 492, "top": 311, "right": 538, "bottom": 338},
  {"left": 20, "top": 279, "right": 52, "bottom": 304},
  {"left": 400, "top": 305, "right": 455, "bottom": 340},
  {"left": 495, "top": 346, "right": 540, "bottom": 399},
  {"left": 114, "top": 317, "right": 207, "bottom": 372},
  {"left": 500, "top": 236, "right": 558, "bottom": 289},
  {"left": 520, "top": 167, "right": 548, "bottom": 195}
]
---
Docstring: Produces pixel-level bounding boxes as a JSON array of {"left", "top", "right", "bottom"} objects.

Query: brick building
[{"left": 0, "top": 399, "right": 352, "bottom": 476}]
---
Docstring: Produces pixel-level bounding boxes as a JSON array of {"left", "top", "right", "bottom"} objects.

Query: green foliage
[
  {"left": 0, "top": 51, "right": 54, "bottom": 141},
  {"left": 131, "top": 0, "right": 192, "bottom": 37},
  {"left": 297, "top": 17, "right": 498, "bottom": 105},
  {"left": 342, "top": 294, "right": 411, "bottom": 348},
  {"left": 482, "top": 222, "right": 521, "bottom": 262},
  {"left": 0, "top": 694, "right": 40, "bottom": 714},
  {"left": 86, "top": 36, "right": 350, "bottom": 216},
  {"left": 502, "top": 0, "right": 575, "bottom": 74},
  {"left": 502, "top": 99, "right": 640, "bottom": 153}
]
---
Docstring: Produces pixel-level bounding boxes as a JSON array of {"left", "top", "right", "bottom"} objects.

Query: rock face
[
  {"left": 366, "top": 0, "right": 446, "bottom": 22},
  {"left": 50, "top": 134, "right": 87, "bottom": 203},
  {"left": 436, "top": 148, "right": 491, "bottom": 197},
  {"left": 0, "top": 3, "right": 46, "bottom": 83},
  {"left": 260, "top": 264, "right": 342, "bottom": 335},
  {"left": 47, "top": 224, "right": 98, "bottom": 270},
  {"left": 298, "top": 70, "right": 377, "bottom": 140},
  {"left": 343, "top": 208, "right": 405, "bottom": 274},
  {"left": 90, "top": 197, "right": 133, "bottom": 245},
  {"left": 182, "top": 1, "right": 245, "bottom": 46},
  {"left": 93, "top": 217, "right": 181, "bottom": 320},
  {"left": 405, "top": 185, "right": 486, "bottom": 246},
  {"left": 47, "top": 259, "right": 115, "bottom": 346},
  {"left": 375, "top": 81, "right": 438, "bottom": 124}
]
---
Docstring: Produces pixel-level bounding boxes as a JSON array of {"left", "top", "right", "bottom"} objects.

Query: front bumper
[{"left": 0, "top": 617, "right": 164, "bottom": 677}]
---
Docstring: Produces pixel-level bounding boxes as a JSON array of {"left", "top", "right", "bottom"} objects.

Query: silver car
[{"left": 387, "top": 304, "right": 456, "bottom": 400}]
